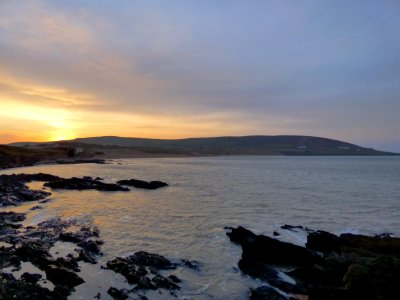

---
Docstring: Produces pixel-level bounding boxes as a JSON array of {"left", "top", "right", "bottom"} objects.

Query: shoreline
[
  {"left": 2, "top": 153, "right": 399, "bottom": 172},
  {"left": 1, "top": 170, "right": 400, "bottom": 299}
]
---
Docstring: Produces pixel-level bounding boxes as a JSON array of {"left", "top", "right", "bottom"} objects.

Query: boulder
[{"left": 116, "top": 179, "right": 168, "bottom": 190}]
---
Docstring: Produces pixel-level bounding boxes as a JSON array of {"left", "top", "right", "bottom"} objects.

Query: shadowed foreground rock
[
  {"left": 227, "top": 225, "right": 400, "bottom": 300},
  {"left": 0, "top": 212, "right": 103, "bottom": 299},
  {"left": 106, "top": 251, "right": 199, "bottom": 298},
  {"left": 117, "top": 179, "right": 168, "bottom": 190}
]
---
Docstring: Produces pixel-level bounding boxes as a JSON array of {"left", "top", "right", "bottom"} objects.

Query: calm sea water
[{"left": 1, "top": 156, "right": 400, "bottom": 299}]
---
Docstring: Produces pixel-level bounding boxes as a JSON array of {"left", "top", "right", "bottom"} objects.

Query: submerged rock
[
  {"left": 116, "top": 179, "right": 168, "bottom": 190},
  {"left": 108, "top": 287, "right": 129, "bottom": 299}
]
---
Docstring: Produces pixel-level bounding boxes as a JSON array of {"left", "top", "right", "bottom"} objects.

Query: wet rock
[
  {"left": 44, "top": 263, "right": 84, "bottom": 290},
  {"left": 306, "top": 230, "right": 343, "bottom": 253},
  {"left": 116, "top": 179, "right": 168, "bottom": 190},
  {"left": 0, "top": 271, "right": 63, "bottom": 300},
  {"left": 228, "top": 225, "right": 400, "bottom": 300},
  {"left": 78, "top": 249, "right": 97, "bottom": 264},
  {"left": 281, "top": 225, "right": 308, "bottom": 232},
  {"left": 30, "top": 206, "right": 42, "bottom": 211},
  {"left": 21, "top": 272, "right": 42, "bottom": 283},
  {"left": 106, "top": 251, "right": 182, "bottom": 292},
  {"left": 340, "top": 233, "right": 400, "bottom": 258},
  {"left": 151, "top": 274, "right": 180, "bottom": 290},
  {"left": 343, "top": 255, "right": 400, "bottom": 300},
  {"left": 107, "top": 257, "right": 148, "bottom": 284},
  {"left": 0, "top": 212, "right": 26, "bottom": 223},
  {"left": 168, "top": 274, "right": 181, "bottom": 283},
  {"left": 56, "top": 256, "right": 80, "bottom": 272},
  {"left": 0, "top": 174, "right": 56, "bottom": 207},
  {"left": 44, "top": 177, "right": 129, "bottom": 192},
  {"left": 77, "top": 240, "right": 102, "bottom": 255},
  {"left": 250, "top": 285, "right": 287, "bottom": 300},
  {"left": 0, "top": 212, "right": 25, "bottom": 236},
  {"left": 108, "top": 287, "right": 129, "bottom": 299},
  {"left": 1, "top": 214, "right": 102, "bottom": 297},
  {"left": 227, "top": 226, "right": 321, "bottom": 267},
  {"left": 128, "top": 251, "right": 176, "bottom": 269},
  {"left": 181, "top": 259, "right": 201, "bottom": 271}
]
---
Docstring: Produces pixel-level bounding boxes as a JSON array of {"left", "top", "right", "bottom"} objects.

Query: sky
[{"left": 0, "top": 0, "right": 399, "bottom": 151}]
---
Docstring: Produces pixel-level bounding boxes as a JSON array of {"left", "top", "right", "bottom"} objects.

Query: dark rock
[
  {"left": 250, "top": 285, "right": 287, "bottom": 300},
  {"left": 0, "top": 271, "right": 66, "bottom": 300},
  {"left": 238, "top": 260, "right": 279, "bottom": 282},
  {"left": 0, "top": 211, "right": 26, "bottom": 223},
  {"left": 227, "top": 226, "right": 321, "bottom": 267},
  {"left": 56, "top": 256, "right": 80, "bottom": 272},
  {"left": 168, "top": 275, "right": 181, "bottom": 283},
  {"left": 108, "top": 287, "right": 129, "bottom": 299},
  {"left": 77, "top": 240, "right": 102, "bottom": 255},
  {"left": 106, "top": 251, "right": 182, "bottom": 292},
  {"left": 107, "top": 257, "right": 148, "bottom": 284},
  {"left": 78, "top": 249, "right": 97, "bottom": 264},
  {"left": 281, "top": 225, "right": 306, "bottom": 231},
  {"left": 95, "top": 177, "right": 104, "bottom": 181},
  {"left": 151, "top": 274, "right": 180, "bottom": 290},
  {"left": 128, "top": 251, "right": 176, "bottom": 269},
  {"left": 30, "top": 205, "right": 42, "bottom": 210},
  {"left": 44, "top": 265, "right": 84, "bottom": 289},
  {"left": 343, "top": 256, "right": 400, "bottom": 300},
  {"left": 228, "top": 225, "right": 400, "bottom": 300},
  {"left": 181, "top": 259, "right": 201, "bottom": 271},
  {"left": 306, "top": 230, "right": 343, "bottom": 253},
  {"left": 226, "top": 226, "right": 257, "bottom": 245},
  {"left": 273, "top": 231, "right": 280, "bottom": 236},
  {"left": 44, "top": 177, "right": 129, "bottom": 192},
  {"left": 116, "top": 179, "right": 168, "bottom": 190},
  {"left": 308, "top": 286, "right": 351, "bottom": 300},
  {"left": 21, "top": 272, "right": 42, "bottom": 283},
  {"left": 340, "top": 233, "right": 400, "bottom": 258},
  {"left": 287, "top": 265, "right": 344, "bottom": 287}
]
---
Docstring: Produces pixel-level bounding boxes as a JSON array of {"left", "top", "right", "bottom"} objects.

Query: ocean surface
[{"left": 1, "top": 156, "right": 400, "bottom": 299}]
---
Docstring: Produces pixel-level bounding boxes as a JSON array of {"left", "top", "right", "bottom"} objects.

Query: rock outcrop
[
  {"left": 227, "top": 225, "right": 400, "bottom": 300},
  {"left": 117, "top": 179, "right": 168, "bottom": 190}
]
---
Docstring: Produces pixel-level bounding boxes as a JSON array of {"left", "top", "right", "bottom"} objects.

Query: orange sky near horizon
[
  {"left": 1, "top": 1, "right": 399, "bottom": 151},
  {"left": 0, "top": 74, "right": 265, "bottom": 144}
]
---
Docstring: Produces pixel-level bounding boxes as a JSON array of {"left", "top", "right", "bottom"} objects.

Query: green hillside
[{"left": 10, "top": 135, "right": 394, "bottom": 156}]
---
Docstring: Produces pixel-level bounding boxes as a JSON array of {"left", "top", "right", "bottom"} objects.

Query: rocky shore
[
  {"left": 0, "top": 172, "right": 197, "bottom": 299},
  {"left": 226, "top": 225, "right": 400, "bottom": 300},
  {"left": 0, "top": 173, "right": 169, "bottom": 207},
  {"left": 0, "top": 210, "right": 198, "bottom": 299}
]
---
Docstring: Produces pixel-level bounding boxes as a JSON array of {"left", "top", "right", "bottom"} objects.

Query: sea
[{"left": 1, "top": 156, "right": 400, "bottom": 299}]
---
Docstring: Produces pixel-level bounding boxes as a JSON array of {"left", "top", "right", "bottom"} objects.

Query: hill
[
  {"left": 0, "top": 145, "right": 71, "bottom": 169},
  {"left": 10, "top": 135, "right": 397, "bottom": 156}
]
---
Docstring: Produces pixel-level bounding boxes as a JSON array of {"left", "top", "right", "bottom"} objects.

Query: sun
[{"left": 50, "top": 128, "right": 76, "bottom": 141}]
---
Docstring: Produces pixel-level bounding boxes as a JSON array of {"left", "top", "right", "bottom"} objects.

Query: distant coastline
[{"left": 2, "top": 135, "right": 398, "bottom": 169}]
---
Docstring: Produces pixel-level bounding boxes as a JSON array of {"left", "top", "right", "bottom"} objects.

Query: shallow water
[{"left": 1, "top": 156, "right": 400, "bottom": 299}]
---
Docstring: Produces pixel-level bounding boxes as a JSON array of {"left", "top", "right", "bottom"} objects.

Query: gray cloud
[{"left": 0, "top": 0, "right": 399, "bottom": 151}]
